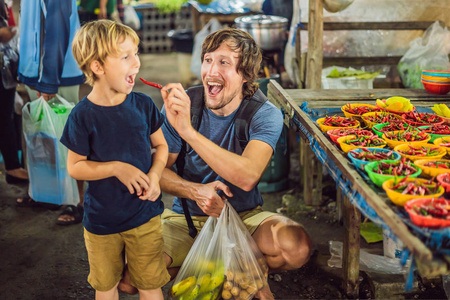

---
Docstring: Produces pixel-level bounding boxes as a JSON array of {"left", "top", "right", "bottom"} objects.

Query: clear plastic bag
[
  {"left": 169, "top": 201, "right": 269, "bottom": 300},
  {"left": 323, "top": 0, "right": 354, "bottom": 13},
  {"left": 328, "top": 240, "right": 407, "bottom": 275},
  {"left": 398, "top": 21, "right": 450, "bottom": 89},
  {"left": 22, "top": 95, "right": 79, "bottom": 206},
  {"left": 0, "top": 28, "right": 19, "bottom": 89}
]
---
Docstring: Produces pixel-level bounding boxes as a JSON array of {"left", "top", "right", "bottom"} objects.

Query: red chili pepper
[{"left": 139, "top": 77, "right": 162, "bottom": 89}]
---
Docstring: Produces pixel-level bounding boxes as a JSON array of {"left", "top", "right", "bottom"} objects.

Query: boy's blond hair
[{"left": 72, "top": 20, "right": 140, "bottom": 86}]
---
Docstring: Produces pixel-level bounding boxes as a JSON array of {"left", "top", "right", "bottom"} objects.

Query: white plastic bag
[
  {"left": 284, "top": 0, "right": 301, "bottom": 87},
  {"left": 398, "top": 21, "right": 450, "bottom": 89},
  {"left": 191, "top": 18, "right": 223, "bottom": 80},
  {"left": 22, "top": 95, "right": 79, "bottom": 206},
  {"left": 123, "top": 5, "right": 141, "bottom": 30},
  {"left": 169, "top": 201, "right": 269, "bottom": 300}
]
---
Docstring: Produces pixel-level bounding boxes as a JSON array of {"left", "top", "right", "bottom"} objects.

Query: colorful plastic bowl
[
  {"left": 404, "top": 198, "right": 450, "bottom": 228},
  {"left": 421, "top": 74, "right": 450, "bottom": 83},
  {"left": 337, "top": 135, "right": 386, "bottom": 154},
  {"left": 327, "top": 128, "right": 373, "bottom": 144},
  {"left": 383, "top": 178, "right": 444, "bottom": 206},
  {"left": 393, "top": 143, "right": 447, "bottom": 162},
  {"left": 316, "top": 117, "right": 360, "bottom": 133},
  {"left": 365, "top": 160, "right": 421, "bottom": 187},
  {"left": 414, "top": 159, "right": 450, "bottom": 178},
  {"left": 436, "top": 173, "right": 450, "bottom": 194},
  {"left": 422, "top": 70, "right": 450, "bottom": 77},
  {"left": 382, "top": 130, "right": 431, "bottom": 149},
  {"left": 433, "top": 137, "right": 450, "bottom": 154},
  {"left": 422, "top": 80, "right": 450, "bottom": 95},
  {"left": 361, "top": 112, "right": 403, "bottom": 129},
  {"left": 347, "top": 148, "right": 400, "bottom": 171},
  {"left": 341, "top": 103, "right": 380, "bottom": 120}
]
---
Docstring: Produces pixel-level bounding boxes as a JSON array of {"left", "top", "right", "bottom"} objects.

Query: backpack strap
[
  {"left": 175, "top": 85, "right": 204, "bottom": 238},
  {"left": 234, "top": 89, "right": 267, "bottom": 151}
]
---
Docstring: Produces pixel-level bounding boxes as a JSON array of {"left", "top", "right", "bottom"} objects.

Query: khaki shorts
[
  {"left": 162, "top": 206, "right": 278, "bottom": 268},
  {"left": 84, "top": 216, "right": 170, "bottom": 291}
]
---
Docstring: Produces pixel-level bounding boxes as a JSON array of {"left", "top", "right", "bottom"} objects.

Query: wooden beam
[
  {"left": 305, "top": 0, "right": 323, "bottom": 89},
  {"left": 323, "top": 56, "right": 402, "bottom": 67}
]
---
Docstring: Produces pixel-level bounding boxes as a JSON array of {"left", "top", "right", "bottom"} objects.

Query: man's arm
[
  {"left": 160, "top": 152, "right": 232, "bottom": 217},
  {"left": 162, "top": 83, "right": 274, "bottom": 192}
]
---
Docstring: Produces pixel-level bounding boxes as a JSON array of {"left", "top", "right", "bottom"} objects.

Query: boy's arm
[
  {"left": 67, "top": 149, "right": 150, "bottom": 196},
  {"left": 139, "top": 128, "right": 168, "bottom": 201}
]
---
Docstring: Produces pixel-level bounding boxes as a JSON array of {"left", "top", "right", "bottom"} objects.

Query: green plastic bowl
[
  {"left": 364, "top": 160, "right": 422, "bottom": 187},
  {"left": 417, "top": 125, "right": 450, "bottom": 143},
  {"left": 372, "top": 122, "right": 415, "bottom": 138}
]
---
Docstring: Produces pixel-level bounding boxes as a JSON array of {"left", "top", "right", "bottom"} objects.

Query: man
[{"left": 120, "top": 28, "right": 312, "bottom": 299}]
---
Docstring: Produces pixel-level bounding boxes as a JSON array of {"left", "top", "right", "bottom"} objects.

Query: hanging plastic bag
[
  {"left": 323, "top": 0, "right": 354, "bottom": 13},
  {"left": 169, "top": 201, "right": 269, "bottom": 300},
  {"left": 191, "top": 18, "right": 223, "bottom": 80},
  {"left": 0, "top": 27, "right": 19, "bottom": 89},
  {"left": 22, "top": 95, "right": 79, "bottom": 206},
  {"left": 123, "top": 5, "right": 141, "bottom": 30},
  {"left": 398, "top": 21, "right": 450, "bottom": 89}
]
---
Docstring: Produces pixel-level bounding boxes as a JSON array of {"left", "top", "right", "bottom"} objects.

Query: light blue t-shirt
[{"left": 161, "top": 93, "right": 283, "bottom": 216}]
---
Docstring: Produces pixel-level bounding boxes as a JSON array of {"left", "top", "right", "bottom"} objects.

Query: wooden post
[
  {"left": 342, "top": 194, "right": 361, "bottom": 297},
  {"left": 306, "top": 0, "right": 323, "bottom": 89}
]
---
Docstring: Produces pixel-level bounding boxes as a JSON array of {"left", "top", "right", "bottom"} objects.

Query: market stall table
[{"left": 267, "top": 81, "right": 450, "bottom": 297}]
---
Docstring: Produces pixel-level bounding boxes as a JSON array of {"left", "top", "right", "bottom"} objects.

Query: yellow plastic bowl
[
  {"left": 361, "top": 112, "right": 403, "bottom": 129},
  {"left": 337, "top": 135, "right": 386, "bottom": 154},
  {"left": 316, "top": 117, "right": 360, "bottom": 133},
  {"left": 341, "top": 103, "right": 380, "bottom": 120},
  {"left": 421, "top": 74, "right": 450, "bottom": 83},
  {"left": 393, "top": 143, "right": 446, "bottom": 161},
  {"left": 382, "top": 130, "right": 431, "bottom": 149},
  {"left": 433, "top": 137, "right": 450, "bottom": 154},
  {"left": 382, "top": 177, "right": 444, "bottom": 206},
  {"left": 414, "top": 159, "right": 450, "bottom": 178}
]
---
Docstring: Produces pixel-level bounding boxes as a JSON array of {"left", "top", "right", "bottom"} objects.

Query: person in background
[
  {"left": 17, "top": 0, "right": 85, "bottom": 225},
  {"left": 78, "top": 0, "right": 117, "bottom": 24},
  {"left": 65, "top": 19, "right": 170, "bottom": 299},
  {"left": 0, "top": 0, "right": 28, "bottom": 185}
]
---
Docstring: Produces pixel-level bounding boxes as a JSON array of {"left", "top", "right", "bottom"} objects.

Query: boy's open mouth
[
  {"left": 127, "top": 75, "right": 135, "bottom": 85},
  {"left": 207, "top": 81, "right": 223, "bottom": 96}
]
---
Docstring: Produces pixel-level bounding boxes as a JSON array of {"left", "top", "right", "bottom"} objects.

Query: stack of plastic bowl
[{"left": 421, "top": 70, "right": 450, "bottom": 95}]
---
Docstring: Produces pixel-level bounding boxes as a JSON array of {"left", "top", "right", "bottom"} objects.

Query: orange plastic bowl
[
  {"left": 421, "top": 74, "right": 450, "bottom": 83},
  {"left": 436, "top": 173, "right": 450, "bottom": 194},
  {"left": 405, "top": 198, "right": 450, "bottom": 228},
  {"left": 422, "top": 80, "right": 450, "bottom": 95}
]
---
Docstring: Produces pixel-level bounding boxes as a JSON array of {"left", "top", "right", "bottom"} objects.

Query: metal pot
[{"left": 234, "top": 14, "right": 288, "bottom": 51}]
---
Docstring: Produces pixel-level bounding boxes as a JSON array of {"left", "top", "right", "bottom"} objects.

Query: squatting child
[{"left": 61, "top": 20, "right": 170, "bottom": 299}]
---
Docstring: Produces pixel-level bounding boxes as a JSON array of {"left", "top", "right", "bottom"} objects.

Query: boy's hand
[
  {"left": 115, "top": 162, "right": 150, "bottom": 196},
  {"left": 139, "top": 172, "right": 161, "bottom": 201}
]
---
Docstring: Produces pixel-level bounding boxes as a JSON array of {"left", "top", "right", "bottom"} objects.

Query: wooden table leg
[
  {"left": 342, "top": 193, "right": 361, "bottom": 297},
  {"left": 300, "top": 138, "right": 323, "bottom": 205}
]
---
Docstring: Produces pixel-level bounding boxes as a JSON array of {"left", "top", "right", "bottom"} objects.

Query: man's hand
[
  {"left": 161, "top": 83, "right": 196, "bottom": 141},
  {"left": 37, "top": 91, "right": 56, "bottom": 101},
  {"left": 194, "top": 181, "right": 233, "bottom": 217},
  {"left": 115, "top": 162, "right": 150, "bottom": 196},
  {"left": 139, "top": 171, "right": 161, "bottom": 201}
]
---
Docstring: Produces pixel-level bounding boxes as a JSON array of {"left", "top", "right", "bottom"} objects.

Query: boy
[{"left": 61, "top": 20, "right": 170, "bottom": 299}]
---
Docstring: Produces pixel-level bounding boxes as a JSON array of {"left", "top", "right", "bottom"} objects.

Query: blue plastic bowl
[{"left": 348, "top": 147, "right": 401, "bottom": 171}]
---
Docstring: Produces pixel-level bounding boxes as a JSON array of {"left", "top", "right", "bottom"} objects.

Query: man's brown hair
[{"left": 201, "top": 28, "right": 262, "bottom": 99}]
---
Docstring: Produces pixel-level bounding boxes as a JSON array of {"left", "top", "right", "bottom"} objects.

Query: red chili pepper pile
[
  {"left": 384, "top": 130, "right": 428, "bottom": 142},
  {"left": 322, "top": 116, "right": 358, "bottom": 127},
  {"left": 344, "top": 134, "right": 385, "bottom": 147},
  {"left": 418, "top": 124, "right": 450, "bottom": 135},
  {"left": 372, "top": 158, "right": 418, "bottom": 176},
  {"left": 439, "top": 142, "right": 450, "bottom": 147},
  {"left": 403, "top": 112, "right": 443, "bottom": 125},
  {"left": 363, "top": 113, "right": 401, "bottom": 124},
  {"left": 345, "top": 104, "right": 380, "bottom": 115},
  {"left": 349, "top": 148, "right": 395, "bottom": 162},
  {"left": 377, "top": 122, "right": 413, "bottom": 132},
  {"left": 412, "top": 200, "right": 449, "bottom": 219},
  {"left": 329, "top": 128, "right": 373, "bottom": 138},
  {"left": 392, "top": 178, "right": 441, "bottom": 196},
  {"left": 424, "top": 161, "right": 450, "bottom": 169},
  {"left": 396, "top": 145, "right": 441, "bottom": 157}
]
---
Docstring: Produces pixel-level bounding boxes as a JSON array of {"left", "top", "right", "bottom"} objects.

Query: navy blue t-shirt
[
  {"left": 161, "top": 93, "right": 283, "bottom": 216},
  {"left": 60, "top": 92, "right": 165, "bottom": 235}
]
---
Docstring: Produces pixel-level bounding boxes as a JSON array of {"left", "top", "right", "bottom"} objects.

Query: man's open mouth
[{"left": 207, "top": 81, "right": 223, "bottom": 96}]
